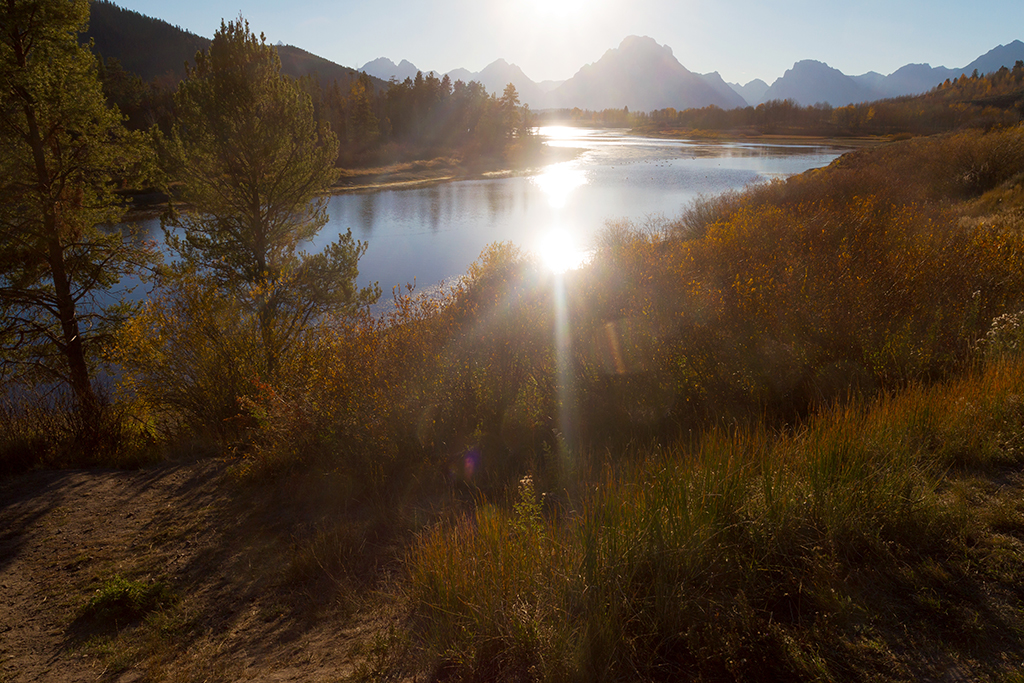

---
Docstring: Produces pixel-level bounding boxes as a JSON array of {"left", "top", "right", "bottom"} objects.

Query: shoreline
[
  {"left": 634, "top": 128, "right": 890, "bottom": 149},
  {"left": 122, "top": 146, "right": 581, "bottom": 220}
]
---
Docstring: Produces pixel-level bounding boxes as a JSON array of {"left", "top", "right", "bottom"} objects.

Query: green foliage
[
  {"left": 164, "top": 17, "right": 378, "bottom": 376},
  {"left": 0, "top": 0, "right": 158, "bottom": 409},
  {"left": 81, "top": 575, "right": 174, "bottom": 624}
]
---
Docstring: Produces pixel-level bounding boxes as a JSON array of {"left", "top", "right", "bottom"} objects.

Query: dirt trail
[{"left": 0, "top": 461, "right": 380, "bottom": 682}]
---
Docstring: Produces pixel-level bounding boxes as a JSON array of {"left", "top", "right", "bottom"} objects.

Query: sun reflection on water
[
  {"left": 531, "top": 162, "right": 587, "bottom": 209},
  {"left": 537, "top": 229, "right": 589, "bottom": 274}
]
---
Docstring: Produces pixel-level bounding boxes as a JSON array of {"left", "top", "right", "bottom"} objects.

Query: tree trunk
[
  {"left": 21, "top": 68, "right": 98, "bottom": 416},
  {"left": 48, "top": 232, "right": 98, "bottom": 414}
]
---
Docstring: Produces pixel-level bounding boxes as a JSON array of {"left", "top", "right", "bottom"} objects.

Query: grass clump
[{"left": 80, "top": 575, "right": 175, "bottom": 625}]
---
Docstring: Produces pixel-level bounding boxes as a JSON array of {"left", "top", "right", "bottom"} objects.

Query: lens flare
[{"left": 537, "top": 229, "right": 588, "bottom": 274}]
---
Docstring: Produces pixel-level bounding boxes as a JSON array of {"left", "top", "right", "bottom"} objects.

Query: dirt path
[{"left": 0, "top": 461, "right": 387, "bottom": 682}]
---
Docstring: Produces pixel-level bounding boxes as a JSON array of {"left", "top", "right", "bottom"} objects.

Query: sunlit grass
[{"left": 407, "top": 354, "right": 1024, "bottom": 681}]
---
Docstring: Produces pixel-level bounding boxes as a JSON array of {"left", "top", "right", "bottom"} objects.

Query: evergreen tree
[
  {"left": 0, "top": 0, "right": 156, "bottom": 411},
  {"left": 165, "top": 16, "right": 378, "bottom": 375}
]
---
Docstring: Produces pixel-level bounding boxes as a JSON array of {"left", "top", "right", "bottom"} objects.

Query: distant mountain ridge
[
  {"left": 359, "top": 57, "right": 421, "bottom": 83},
  {"left": 366, "top": 37, "right": 1024, "bottom": 112},
  {"left": 748, "top": 40, "right": 1024, "bottom": 107},
  {"left": 87, "top": 2, "right": 1024, "bottom": 113},
  {"left": 537, "top": 36, "right": 747, "bottom": 111},
  {"left": 361, "top": 57, "right": 560, "bottom": 109},
  {"left": 377, "top": 37, "right": 747, "bottom": 112}
]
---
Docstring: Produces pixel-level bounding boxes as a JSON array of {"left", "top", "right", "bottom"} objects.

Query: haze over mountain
[
  {"left": 728, "top": 78, "right": 769, "bottom": 105},
  {"left": 360, "top": 57, "right": 562, "bottom": 108},
  {"left": 365, "top": 36, "right": 1024, "bottom": 113},
  {"left": 465, "top": 59, "right": 550, "bottom": 107},
  {"left": 539, "top": 36, "right": 747, "bottom": 111},
  {"left": 359, "top": 57, "right": 421, "bottom": 83}
]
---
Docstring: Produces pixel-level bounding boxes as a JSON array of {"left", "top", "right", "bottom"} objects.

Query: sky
[{"left": 111, "top": 0, "right": 1024, "bottom": 86}]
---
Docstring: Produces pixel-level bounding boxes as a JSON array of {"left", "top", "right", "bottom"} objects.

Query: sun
[
  {"left": 528, "top": 0, "right": 585, "bottom": 19},
  {"left": 531, "top": 163, "right": 587, "bottom": 209}
]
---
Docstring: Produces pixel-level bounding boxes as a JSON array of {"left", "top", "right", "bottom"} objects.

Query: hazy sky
[{"left": 111, "top": 0, "right": 1023, "bottom": 85}]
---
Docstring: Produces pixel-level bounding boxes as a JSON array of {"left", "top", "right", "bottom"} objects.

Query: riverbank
[
  {"left": 330, "top": 144, "right": 581, "bottom": 193},
  {"left": 122, "top": 144, "right": 582, "bottom": 220}
]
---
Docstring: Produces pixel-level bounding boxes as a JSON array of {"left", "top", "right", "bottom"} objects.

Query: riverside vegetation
[
  {"left": 6, "top": 1, "right": 1024, "bottom": 680},
  {"left": 8, "top": 120, "right": 1024, "bottom": 682}
]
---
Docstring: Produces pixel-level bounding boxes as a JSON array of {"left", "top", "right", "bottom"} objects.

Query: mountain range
[
  {"left": 746, "top": 41, "right": 1024, "bottom": 107},
  {"left": 88, "top": 1, "right": 1023, "bottom": 114},
  {"left": 364, "top": 36, "right": 1024, "bottom": 111}
]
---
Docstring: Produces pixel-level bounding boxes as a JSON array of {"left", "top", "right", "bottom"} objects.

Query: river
[{"left": 131, "top": 127, "right": 849, "bottom": 296}]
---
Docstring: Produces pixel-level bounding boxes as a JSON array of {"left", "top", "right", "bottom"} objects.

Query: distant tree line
[
  {"left": 305, "top": 72, "right": 535, "bottom": 165},
  {"left": 534, "top": 107, "right": 633, "bottom": 128},
  {"left": 94, "top": 46, "right": 536, "bottom": 167}
]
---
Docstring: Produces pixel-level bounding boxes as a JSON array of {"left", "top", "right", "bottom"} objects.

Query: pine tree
[
  {"left": 0, "top": 0, "right": 156, "bottom": 411},
  {"left": 165, "top": 16, "right": 378, "bottom": 375}
]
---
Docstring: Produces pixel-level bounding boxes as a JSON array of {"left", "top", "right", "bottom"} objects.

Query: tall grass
[
  {"left": 407, "top": 354, "right": 1024, "bottom": 681},
  {"left": 0, "top": 390, "right": 157, "bottom": 475}
]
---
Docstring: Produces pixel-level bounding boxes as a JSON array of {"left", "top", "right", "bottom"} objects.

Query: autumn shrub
[
  {"left": 673, "top": 188, "right": 746, "bottom": 239},
  {"left": 764, "top": 124, "right": 1024, "bottom": 207},
  {"left": 235, "top": 292, "right": 453, "bottom": 486},
  {"left": 112, "top": 125, "right": 1024, "bottom": 498},
  {"left": 220, "top": 241, "right": 570, "bottom": 496},
  {"left": 114, "top": 272, "right": 263, "bottom": 441},
  {"left": 516, "top": 126, "right": 1024, "bottom": 440}
]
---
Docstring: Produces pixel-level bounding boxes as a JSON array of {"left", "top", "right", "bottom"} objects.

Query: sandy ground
[{"left": 0, "top": 461, "right": 390, "bottom": 682}]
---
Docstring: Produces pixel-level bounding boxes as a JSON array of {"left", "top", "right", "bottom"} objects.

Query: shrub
[
  {"left": 0, "top": 391, "right": 157, "bottom": 475},
  {"left": 407, "top": 354, "right": 1024, "bottom": 681}
]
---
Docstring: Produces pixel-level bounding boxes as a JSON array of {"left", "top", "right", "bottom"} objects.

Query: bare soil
[{"left": 0, "top": 460, "right": 397, "bottom": 682}]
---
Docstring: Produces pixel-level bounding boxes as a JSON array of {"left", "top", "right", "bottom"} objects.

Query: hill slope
[{"left": 86, "top": 0, "right": 383, "bottom": 91}]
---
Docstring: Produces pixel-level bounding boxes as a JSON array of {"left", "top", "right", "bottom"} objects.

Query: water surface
[
  {"left": 318, "top": 127, "right": 847, "bottom": 292},
  {"left": 134, "top": 128, "right": 849, "bottom": 294}
]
